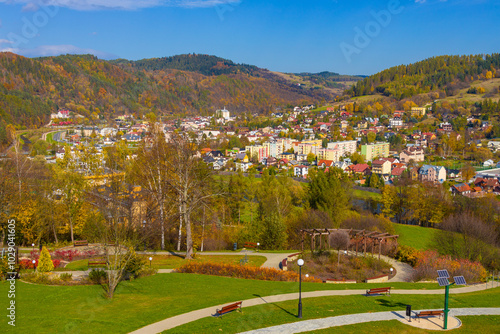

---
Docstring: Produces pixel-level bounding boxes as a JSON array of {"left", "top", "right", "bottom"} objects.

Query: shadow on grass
[
  {"left": 376, "top": 298, "right": 408, "bottom": 308},
  {"left": 253, "top": 294, "right": 297, "bottom": 317}
]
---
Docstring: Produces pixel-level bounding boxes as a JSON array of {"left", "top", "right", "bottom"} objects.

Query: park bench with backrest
[
  {"left": 74, "top": 240, "right": 88, "bottom": 247},
  {"left": 215, "top": 301, "right": 242, "bottom": 317},
  {"left": 244, "top": 242, "right": 257, "bottom": 249},
  {"left": 365, "top": 287, "right": 391, "bottom": 296},
  {"left": 416, "top": 310, "right": 444, "bottom": 321},
  {"left": 88, "top": 259, "right": 107, "bottom": 268}
]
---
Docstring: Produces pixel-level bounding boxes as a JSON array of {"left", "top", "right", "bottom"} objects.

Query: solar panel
[
  {"left": 454, "top": 276, "right": 467, "bottom": 286},
  {"left": 437, "top": 277, "right": 450, "bottom": 286},
  {"left": 437, "top": 270, "right": 450, "bottom": 278}
]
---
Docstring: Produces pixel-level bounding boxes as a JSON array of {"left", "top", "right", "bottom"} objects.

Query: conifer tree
[{"left": 37, "top": 246, "right": 54, "bottom": 272}]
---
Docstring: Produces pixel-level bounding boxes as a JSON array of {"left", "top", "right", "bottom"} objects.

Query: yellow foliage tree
[{"left": 37, "top": 246, "right": 54, "bottom": 272}]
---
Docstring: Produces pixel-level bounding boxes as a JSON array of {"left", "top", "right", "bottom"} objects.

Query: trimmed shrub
[
  {"left": 59, "top": 273, "right": 73, "bottom": 281},
  {"left": 122, "top": 250, "right": 146, "bottom": 278},
  {"left": 89, "top": 269, "right": 107, "bottom": 284},
  {"left": 395, "top": 245, "right": 420, "bottom": 267},
  {"left": 37, "top": 246, "right": 54, "bottom": 272}
]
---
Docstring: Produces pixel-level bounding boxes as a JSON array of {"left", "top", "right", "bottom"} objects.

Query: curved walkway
[
  {"left": 137, "top": 250, "right": 295, "bottom": 270},
  {"left": 128, "top": 283, "right": 496, "bottom": 334},
  {"left": 239, "top": 308, "right": 500, "bottom": 334}
]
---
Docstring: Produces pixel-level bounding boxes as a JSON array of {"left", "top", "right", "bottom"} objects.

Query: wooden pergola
[{"left": 300, "top": 228, "right": 399, "bottom": 260}]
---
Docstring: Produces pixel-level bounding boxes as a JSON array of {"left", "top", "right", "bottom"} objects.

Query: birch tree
[
  {"left": 133, "top": 124, "right": 170, "bottom": 250},
  {"left": 165, "top": 133, "right": 216, "bottom": 259}
]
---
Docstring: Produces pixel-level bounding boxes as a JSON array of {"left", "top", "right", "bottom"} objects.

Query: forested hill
[
  {"left": 347, "top": 54, "right": 500, "bottom": 100},
  {"left": 0, "top": 52, "right": 341, "bottom": 147},
  {"left": 112, "top": 54, "right": 260, "bottom": 76}
]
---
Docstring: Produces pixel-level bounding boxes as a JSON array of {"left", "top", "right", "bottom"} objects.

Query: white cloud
[
  {"left": 21, "top": 2, "right": 39, "bottom": 11},
  {"left": 2, "top": 44, "right": 118, "bottom": 59},
  {"left": 0, "top": 39, "right": 15, "bottom": 45},
  {"left": 0, "top": 0, "right": 240, "bottom": 11}
]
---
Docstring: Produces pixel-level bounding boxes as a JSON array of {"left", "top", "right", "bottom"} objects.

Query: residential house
[
  {"left": 410, "top": 107, "right": 427, "bottom": 117},
  {"left": 487, "top": 141, "right": 500, "bottom": 152},
  {"left": 474, "top": 178, "right": 499, "bottom": 193},
  {"left": 451, "top": 183, "right": 472, "bottom": 196},
  {"left": 347, "top": 164, "right": 371, "bottom": 176},
  {"left": 235, "top": 162, "right": 252, "bottom": 172},
  {"left": 123, "top": 134, "right": 141, "bottom": 142},
  {"left": 391, "top": 167, "right": 406, "bottom": 179},
  {"left": 440, "top": 122, "right": 453, "bottom": 132},
  {"left": 447, "top": 169, "right": 462, "bottom": 180},
  {"left": 399, "top": 147, "right": 425, "bottom": 164},
  {"left": 235, "top": 152, "right": 249, "bottom": 163},
  {"left": 389, "top": 117, "right": 404, "bottom": 128},
  {"left": 419, "top": 165, "right": 447, "bottom": 183},
  {"left": 294, "top": 165, "right": 309, "bottom": 178},
  {"left": 371, "top": 159, "right": 392, "bottom": 175},
  {"left": 56, "top": 149, "right": 65, "bottom": 159},
  {"left": 318, "top": 160, "right": 335, "bottom": 168},
  {"left": 483, "top": 159, "right": 495, "bottom": 167}
]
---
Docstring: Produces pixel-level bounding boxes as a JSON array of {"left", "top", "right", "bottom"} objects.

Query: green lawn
[
  {"left": 392, "top": 223, "right": 437, "bottom": 250},
  {"left": 45, "top": 132, "right": 55, "bottom": 144},
  {"left": 63, "top": 255, "right": 267, "bottom": 271},
  {"left": 306, "top": 316, "right": 500, "bottom": 333},
  {"left": 170, "top": 287, "right": 500, "bottom": 333},
  {"left": 0, "top": 274, "right": 464, "bottom": 333},
  {"left": 352, "top": 189, "right": 382, "bottom": 201}
]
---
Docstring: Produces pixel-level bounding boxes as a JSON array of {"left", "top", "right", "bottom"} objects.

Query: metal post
[
  {"left": 298, "top": 265, "right": 302, "bottom": 318},
  {"left": 444, "top": 284, "right": 450, "bottom": 329}
]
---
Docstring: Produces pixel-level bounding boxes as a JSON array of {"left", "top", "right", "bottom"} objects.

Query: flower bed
[
  {"left": 176, "top": 262, "right": 322, "bottom": 282},
  {"left": 19, "top": 259, "right": 62, "bottom": 269}
]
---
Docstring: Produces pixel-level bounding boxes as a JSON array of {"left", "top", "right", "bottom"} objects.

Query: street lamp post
[
  {"left": 32, "top": 260, "right": 36, "bottom": 272},
  {"left": 390, "top": 268, "right": 394, "bottom": 276},
  {"left": 31, "top": 243, "right": 35, "bottom": 253},
  {"left": 142, "top": 220, "right": 146, "bottom": 251},
  {"left": 149, "top": 257, "right": 153, "bottom": 268},
  {"left": 297, "top": 259, "right": 304, "bottom": 318},
  {"left": 257, "top": 242, "right": 260, "bottom": 252}
]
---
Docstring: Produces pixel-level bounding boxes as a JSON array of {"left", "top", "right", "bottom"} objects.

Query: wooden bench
[
  {"left": 281, "top": 258, "right": 288, "bottom": 271},
  {"left": 366, "top": 287, "right": 391, "bottom": 296},
  {"left": 88, "top": 260, "right": 107, "bottom": 268},
  {"left": 416, "top": 310, "right": 444, "bottom": 321},
  {"left": 215, "top": 301, "right": 242, "bottom": 317},
  {"left": 74, "top": 240, "right": 88, "bottom": 247},
  {"left": 244, "top": 242, "right": 257, "bottom": 249}
]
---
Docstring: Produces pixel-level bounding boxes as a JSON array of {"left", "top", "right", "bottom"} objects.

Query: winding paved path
[
  {"left": 128, "top": 282, "right": 498, "bottom": 334},
  {"left": 239, "top": 308, "right": 500, "bottom": 334}
]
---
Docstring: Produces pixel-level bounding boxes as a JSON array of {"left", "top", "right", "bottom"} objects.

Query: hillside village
[{"left": 37, "top": 101, "right": 500, "bottom": 198}]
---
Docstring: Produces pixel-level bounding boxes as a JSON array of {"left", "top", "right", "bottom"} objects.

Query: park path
[
  {"left": 137, "top": 250, "right": 295, "bottom": 270},
  {"left": 345, "top": 251, "right": 415, "bottom": 282},
  {"left": 239, "top": 308, "right": 500, "bottom": 334},
  {"left": 54, "top": 250, "right": 295, "bottom": 279},
  {"left": 128, "top": 282, "right": 498, "bottom": 334}
]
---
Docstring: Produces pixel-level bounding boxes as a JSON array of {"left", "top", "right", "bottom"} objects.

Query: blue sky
[{"left": 0, "top": 0, "right": 498, "bottom": 75}]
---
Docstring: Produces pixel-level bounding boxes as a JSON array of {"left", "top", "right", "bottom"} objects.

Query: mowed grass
[
  {"left": 352, "top": 189, "right": 382, "bottom": 201},
  {"left": 0, "top": 274, "right": 459, "bottom": 334},
  {"left": 64, "top": 254, "right": 267, "bottom": 271},
  {"left": 306, "top": 316, "right": 500, "bottom": 333},
  {"left": 392, "top": 223, "right": 437, "bottom": 250},
  {"left": 170, "top": 287, "right": 500, "bottom": 333}
]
